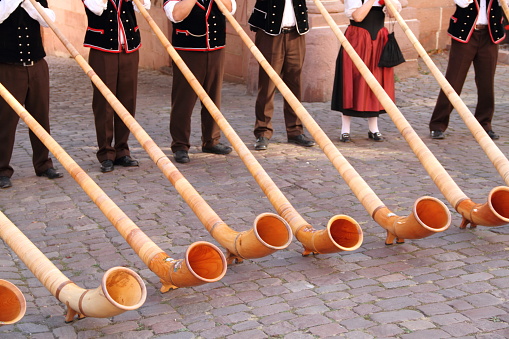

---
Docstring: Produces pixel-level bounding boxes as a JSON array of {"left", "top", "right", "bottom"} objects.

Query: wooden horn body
[
  {"left": 28, "top": 0, "right": 291, "bottom": 264},
  {"left": 0, "top": 81, "right": 227, "bottom": 293},
  {"left": 0, "top": 212, "right": 146, "bottom": 322},
  {"left": 132, "top": 0, "right": 363, "bottom": 255},
  {"left": 314, "top": 0, "right": 509, "bottom": 229},
  {"left": 210, "top": 0, "right": 450, "bottom": 244},
  {"left": 0, "top": 279, "right": 26, "bottom": 325}
]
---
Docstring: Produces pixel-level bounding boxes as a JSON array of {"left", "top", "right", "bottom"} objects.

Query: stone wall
[{"left": 43, "top": 0, "right": 456, "bottom": 102}]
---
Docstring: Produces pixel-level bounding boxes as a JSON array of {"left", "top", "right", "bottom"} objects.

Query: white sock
[
  {"left": 341, "top": 115, "right": 351, "bottom": 134},
  {"left": 368, "top": 117, "right": 379, "bottom": 133}
]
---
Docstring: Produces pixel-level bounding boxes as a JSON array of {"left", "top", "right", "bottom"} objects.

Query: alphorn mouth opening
[
  {"left": 0, "top": 280, "right": 26, "bottom": 325},
  {"left": 101, "top": 267, "right": 147, "bottom": 311},
  {"left": 328, "top": 215, "right": 363, "bottom": 251},
  {"left": 254, "top": 213, "right": 293, "bottom": 249},
  {"left": 185, "top": 242, "right": 227, "bottom": 283},
  {"left": 489, "top": 186, "right": 509, "bottom": 222},
  {"left": 414, "top": 197, "right": 451, "bottom": 233}
]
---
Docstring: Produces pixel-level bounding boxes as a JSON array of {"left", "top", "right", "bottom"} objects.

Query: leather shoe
[
  {"left": 202, "top": 143, "right": 232, "bottom": 155},
  {"left": 37, "top": 167, "right": 63, "bottom": 179},
  {"left": 114, "top": 155, "right": 139, "bottom": 167},
  {"left": 339, "top": 133, "right": 351, "bottom": 143},
  {"left": 368, "top": 131, "right": 384, "bottom": 142},
  {"left": 0, "top": 176, "right": 12, "bottom": 189},
  {"left": 430, "top": 130, "right": 445, "bottom": 139},
  {"left": 254, "top": 137, "right": 269, "bottom": 150},
  {"left": 487, "top": 130, "right": 500, "bottom": 140},
  {"left": 100, "top": 160, "right": 114, "bottom": 173},
  {"left": 288, "top": 134, "right": 315, "bottom": 147},
  {"left": 174, "top": 150, "right": 190, "bottom": 163}
]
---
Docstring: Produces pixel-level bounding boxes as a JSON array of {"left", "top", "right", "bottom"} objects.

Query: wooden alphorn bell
[
  {"left": 0, "top": 211, "right": 146, "bottom": 323},
  {"left": 132, "top": 0, "right": 363, "bottom": 254},
  {"left": 211, "top": 0, "right": 451, "bottom": 244},
  {"left": 29, "top": 0, "right": 293, "bottom": 264},
  {"left": 0, "top": 279, "right": 26, "bottom": 325},
  {"left": 315, "top": 0, "right": 509, "bottom": 229}
]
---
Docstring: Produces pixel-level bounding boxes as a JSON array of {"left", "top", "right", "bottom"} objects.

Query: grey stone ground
[{"left": 1, "top": 51, "right": 509, "bottom": 338}]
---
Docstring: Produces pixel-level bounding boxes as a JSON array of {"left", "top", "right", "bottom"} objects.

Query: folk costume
[
  {"left": 248, "top": 0, "right": 316, "bottom": 150},
  {"left": 82, "top": 0, "right": 151, "bottom": 172},
  {"left": 429, "top": 0, "right": 505, "bottom": 139},
  {"left": 163, "top": 0, "right": 236, "bottom": 163},
  {"left": 331, "top": 0, "right": 401, "bottom": 142},
  {"left": 0, "top": 0, "right": 62, "bottom": 188}
]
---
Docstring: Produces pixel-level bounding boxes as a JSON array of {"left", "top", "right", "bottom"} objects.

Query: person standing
[
  {"left": 163, "top": 0, "right": 235, "bottom": 164},
  {"left": 0, "top": 0, "right": 63, "bottom": 189},
  {"left": 429, "top": 0, "right": 505, "bottom": 140},
  {"left": 82, "top": 0, "right": 151, "bottom": 172},
  {"left": 248, "top": 0, "right": 316, "bottom": 151},
  {"left": 331, "top": 0, "right": 402, "bottom": 143}
]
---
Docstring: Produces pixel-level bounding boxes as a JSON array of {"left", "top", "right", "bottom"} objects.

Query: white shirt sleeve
[
  {"left": 163, "top": 0, "right": 179, "bottom": 23},
  {"left": 455, "top": 0, "right": 473, "bottom": 8},
  {"left": 133, "top": 0, "right": 151, "bottom": 12},
  {"left": 344, "top": 0, "right": 401, "bottom": 20},
  {"left": 164, "top": 0, "right": 236, "bottom": 24},
  {"left": 0, "top": 0, "right": 24, "bottom": 24},
  {"left": 83, "top": 0, "right": 108, "bottom": 16},
  {"left": 20, "top": 0, "right": 56, "bottom": 27}
]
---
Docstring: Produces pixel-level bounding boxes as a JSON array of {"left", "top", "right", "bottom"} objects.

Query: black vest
[
  {"left": 170, "top": 0, "right": 226, "bottom": 51},
  {"left": 248, "top": 0, "right": 309, "bottom": 36},
  {"left": 83, "top": 0, "right": 141, "bottom": 53},
  {"left": 448, "top": 0, "right": 505, "bottom": 43},
  {"left": 0, "top": 1, "right": 47, "bottom": 64}
]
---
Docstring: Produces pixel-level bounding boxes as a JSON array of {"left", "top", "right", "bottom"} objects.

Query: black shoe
[
  {"left": 202, "top": 143, "right": 232, "bottom": 155},
  {"left": 114, "top": 155, "right": 139, "bottom": 167},
  {"left": 37, "top": 167, "right": 63, "bottom": 179},
  {"left": 288, "top": 134, "right": 315, "bottom": 147},
  {"left": 368, "top": 131, "right": 384, "bottom": 142},
  {"left": 100, "top": 160, "right": 114, "bottom": 173},
  {"left": 487, "top": 130, "right": 500, "bottom": 140},
  {"left": 0, "top": 176, "right": 12, "bottom": 189},
  {"left": 254, "top": 137, "right": 269, "bottom": 150},
  {"left": 174, "top": 150, "right": 190, "bottom": 163},
  {"left": 339, "top": 133, "right": 351, "bottom": 143},
  {"left": 430, "top": 130, "right": 445, "bottom": 139}
]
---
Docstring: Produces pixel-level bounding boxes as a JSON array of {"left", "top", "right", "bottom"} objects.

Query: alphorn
[
  {"left": 0, "top": 81, "right": 227, "bottom": 293},
  {"left": 211, "top": 0, "right": 451, "bottom": 244},
  {"left": 384, "top": 0, "right": 509, "bottom": 187},
  {"left": 0, "top": 279, "right": 26, "bottom": 325},
  {"left": 0, "top": 211, "right": 146, "bottom": 323},
  {"left": 29, "top": 0, "right": 292, "bottom": 264},
  {"left": 132, "top": 0, "right": 363, "bottom": 254},
  {"left": 316, "top": 0, "right": 509, "bottom": 229}
]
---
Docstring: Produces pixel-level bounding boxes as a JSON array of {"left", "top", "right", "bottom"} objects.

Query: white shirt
[
  {"left": 343, "top": 0, "right": 402, "bottom": 20},
  {"left": 281, "top": 0, "right": 296, "bottom": 28},
  {"left": 83, "top": 0, "right": 151, "bottom": 16},
  {"left": 0, "top": 0, "right": 55, "bottom": 26},
  {"left": 163, "top": 0, "right": 236, "bottom": 24}
]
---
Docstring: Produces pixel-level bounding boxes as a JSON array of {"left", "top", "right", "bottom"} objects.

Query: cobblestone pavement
[{"left": 1, "top": 51, "right": 509, "bottom": 339}]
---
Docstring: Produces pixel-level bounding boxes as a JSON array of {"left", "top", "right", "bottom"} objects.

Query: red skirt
[{"left": 331, "top": 25, "right": 395, "bottom": 117}]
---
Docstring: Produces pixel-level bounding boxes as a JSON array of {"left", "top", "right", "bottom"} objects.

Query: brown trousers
[
  {"left": 170, "top": 49, "right": 224, "bottom": 152},
  {"left": 89, "top": 49, "right": 139, "bottom": 162},
  {"left": 0, "top": 60, "right": 54, "bottom": 178},
  {"left": 429, "top": 29, "right": 498, "bottom": 132},
  {"left": 254, "top": 30, "right": 306, "bottom": 139}
]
